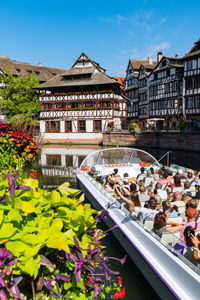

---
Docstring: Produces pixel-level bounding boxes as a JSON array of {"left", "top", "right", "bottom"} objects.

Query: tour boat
[{"left": 74, "top": 148, "right": 200, "bottom": 300}]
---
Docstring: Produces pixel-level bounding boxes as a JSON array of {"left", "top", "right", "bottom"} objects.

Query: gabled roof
[
  {"left": 148, "top": 56, "right": 184, "bottom": 76},
  {"left": 184, "top": 38, "right": 200, "bottom": 58},
  {"left": 129, "top": 59, "right": 157, "bottom": 71},
  {"left": 39, "top": 71, "right": 118, "bottom": 89},
  {"left": 72, "top": 52, "right": 106, "bottom": 73},
  {"left": 112, "top": 76, "right": 125, "bottom": 88},
  {"left": 139, "top": 64, "right": 155, "bottom": 77},
  {"left": 0, "top": 56, "right": 66, "bottom": 81}
]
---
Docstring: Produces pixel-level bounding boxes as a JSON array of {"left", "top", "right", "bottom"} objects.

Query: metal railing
[{"left": 158, "top": 151, "right": 172, "bottom": 167}]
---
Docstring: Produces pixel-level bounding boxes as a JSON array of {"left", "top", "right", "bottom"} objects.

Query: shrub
[{"left": 0, "top": 175, "right": 126, "bottom": 299}]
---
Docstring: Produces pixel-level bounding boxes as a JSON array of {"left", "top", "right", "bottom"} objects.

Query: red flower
[
  {"left": 87, "top": 279, "right": 90, "bottom": 286},
  {"left": 117, "top": 276, "right": 123, "bottom": 286},
  {"left": 113, "top": 287, "right": 125, "bottom": 299},
  {"left": 80, "top": 203, "right": 83, "bottom": 206}
]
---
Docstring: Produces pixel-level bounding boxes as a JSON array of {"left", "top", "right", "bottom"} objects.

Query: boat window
[
  {"left": 80, "top": 148, "right": 159, "bottom": 168},
  {"left": 97, "top": 149, "right": 133, "bottom": 165}
]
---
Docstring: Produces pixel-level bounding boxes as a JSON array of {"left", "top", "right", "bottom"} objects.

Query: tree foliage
[{"left": 0, "top": 71, "right": 41, "bottom": 118}]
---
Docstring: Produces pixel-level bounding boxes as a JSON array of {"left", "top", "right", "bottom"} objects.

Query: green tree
[{"left": 0, "top": 70, "right": 41, "bottom": 119}]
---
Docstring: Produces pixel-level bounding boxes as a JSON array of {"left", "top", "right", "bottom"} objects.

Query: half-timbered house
[
  {"left": 138, "top": 60, "right": 156, "bottom": 122},
  {"left": 183, "top": 38, "right": 200, "bottom": 119},
  {"left": 124, "top": 57, "right": 156, "bottom": 124},
  {"left": 38, "top": 53, "right": 127, "bottom": 143},
  {"left": 148, "top": 55, "right": 184, "bottom": 122}
]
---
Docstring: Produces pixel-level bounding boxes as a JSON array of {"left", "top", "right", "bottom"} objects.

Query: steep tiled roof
[
  {"left": 112, "top": 76, "right": 125, "bottom": 87},
  {"left": 184, "top": 38, "right": 200, "bottom": 58},
  {"left": 39, "top": 71, "right": 117, "bottom": 89},
  {"left": 0, "top": 56, "right": 66, "bottom": 81},
  {"left": 130, "top": 59, "right": 157, "bottom": 70}
]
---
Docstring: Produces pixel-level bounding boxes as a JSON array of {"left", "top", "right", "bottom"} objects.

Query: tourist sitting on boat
[
  {"left": 104, "top": 180, "right": 116, "bottom": 193},
  {"left": 143, "top": 170, "right": 153, "bottom": 187},
  {"left": 176, "top": 168, "right": 186, "bottom": 180},
  {"left": 167, "top": 175, "right": 183, "bottom": 193},
  {"left": 180, "top": 208, "right": 200, "bottom": 241},
  {"left": 191, "top": 234, "right": 200, "bottom": 262},
  {"left": 181, "top": 181, "right": 192, "bottom": 199},
  {"left": 174, "top": 226, "right": 196, "bottom": 255},
  {"left": 136, "top": 167, "right": 146, "bottom": 183},
  {"left": 108, "top": 168, "right": 120, "bottom": 182},
  {"left": 152, "top": 212, "right": 182, "bottom": 238},
  {"left": 115, "top": 184, "right": 141, "bottom": 207},
  {"left": 88, "top": 166, "right": 96, "bottom": 177},
  {"left": 159, "top": 170, "right": 172, "bottom": 186},
  {"left": 162, "top": 200, "right": 179, "bottom": 218},
  {"left": 138, "top": 186, "right": 150, "bottom": 203},
  {"left": 155, "top": 182, "right": 168, "bottom": 200},
  {"left": 194, "top": 180, "right": 200, "bottom": 201},
  {"left": 115, "top": 187, "right": 159, "bottom": 223},
  {"left": 186, "top": 169, "right": 195, "bottom": 183}
]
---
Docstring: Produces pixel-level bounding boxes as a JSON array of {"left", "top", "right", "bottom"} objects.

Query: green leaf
[
  {"left": 19, "top": 255, "right": 40, "bottom": 278},
  {"left": 46, "top": 232, "right": 70, "bottom": 253},
  {"left": 57, "top": 182, "right": 81, "bottom": 197},
  {"left": 0, "top": 223, "right": 16, "bottom": 239}
]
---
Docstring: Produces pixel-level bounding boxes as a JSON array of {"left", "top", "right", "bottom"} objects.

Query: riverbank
[
  {"left": 102, "top": 132, "right": 200, "bottom": 152},
  {"left": 39, "top": 132, "right": 200, "bottom": 153}
]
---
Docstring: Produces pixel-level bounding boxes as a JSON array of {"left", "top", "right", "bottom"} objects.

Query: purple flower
[{"left": 7, "top": 173, "right": 30, "bottom": 198}]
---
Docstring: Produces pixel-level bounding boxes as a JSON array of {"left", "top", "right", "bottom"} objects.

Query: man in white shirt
[{"left": 155, "top": 182, "right": 168, "bottom": 200}]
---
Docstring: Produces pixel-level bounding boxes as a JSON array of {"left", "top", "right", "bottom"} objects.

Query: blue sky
[{"left": 1, "top": 0, "right": 200, "bottom": 76}]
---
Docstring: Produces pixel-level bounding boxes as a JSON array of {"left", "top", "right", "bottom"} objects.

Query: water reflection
[
  {"left": 38, "top": 145, "right": 200, "bottom": 189},
  {"left": 39, "top": 145, "right": 101, "bottom": 188}
]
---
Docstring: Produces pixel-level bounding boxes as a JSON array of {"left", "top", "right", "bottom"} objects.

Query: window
[
  {"left": 27, "top": 70, "right": 32, "bottom": 74},
  {"left": 78, "top": 155, "right": 86, "bottom": 166},
  {"left": 186, "top": 60, "right": 193, "bottom": 70},
  {"left": 185, "top": 77, "right": 195, "bottom": 90},
  {"left": 78, "top": 120, "right": 86, "bottom": 132},
  {"left": 35, "top": 71, "right": 40, "bottom": 76},
  {"left": 16, "top": 68, "right": 21, "bottom": 73},
  {"left": 46, "top": 155, "right": 61, "bottom": 166},
  {"left": 66, "top": 155, "right": 73, "bottom": 167},
  {"left": 93, "top": 120, "right": 102, "bottom": 132},
  {"left": 170, "top": 68, "right": 175, "bottom": 75},
  {"left": 165, "top": 83, "right": 170, "bottom": 93},
  {"left": 45, "top": 121, "right": 60, "bottom": 132},
  {"left": 157, "top": 71, "right": 166, "bottom": 79},
  {"left": 65, "top": 121, "right": 72, "bottom": 132}
]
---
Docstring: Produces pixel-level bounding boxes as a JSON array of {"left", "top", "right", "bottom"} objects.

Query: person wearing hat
[{"left": 186, "top": 169, "right": 195, "bottom": 183}]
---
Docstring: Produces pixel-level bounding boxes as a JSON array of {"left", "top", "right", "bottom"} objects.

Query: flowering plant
[{"left": 0, "top": 176, "right": 126, "bottom": 299}]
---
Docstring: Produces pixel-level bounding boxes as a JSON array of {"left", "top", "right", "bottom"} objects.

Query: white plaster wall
[
  {"left": 42, "top": 132, "right": 102, "bottom": 140},
  {"left": 60, "top": 121, "right": 65, "bottom": 132},
  {"left": 40, "top": 120, "right": 46, "bottom": 133},
  {"left": 86, "top": 120, "right": 93, "bottom": 132}
]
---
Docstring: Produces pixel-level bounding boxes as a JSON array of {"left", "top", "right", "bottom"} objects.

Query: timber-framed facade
[
  {"left": 148, "top": 56, "right": 184, "bottom": 121},
  {"left": 183, "top": 38, "right": 200, "bottom": 119},
  {"left": 38, "top": 53, "right": 127, "bottom": 142}
]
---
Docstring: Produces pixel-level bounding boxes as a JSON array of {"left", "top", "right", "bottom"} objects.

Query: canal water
[{"left": 33, "top": 144, "right": 200, "bottom": 299}]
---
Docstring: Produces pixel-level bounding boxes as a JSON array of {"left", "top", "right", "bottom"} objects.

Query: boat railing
[
  {"left": 157, "top": 151, "right": 172, "bottom": 167},
  {"left": 80, "top": 171, "right": 200, "bottom": 276}
]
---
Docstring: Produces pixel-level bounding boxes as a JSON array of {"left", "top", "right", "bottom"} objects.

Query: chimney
[
  {"left": 175, "top": 54, "right": 179, "bottom": 58},
  {"left": 148, "top": 57, "right": 153, "bottom": 65},
  {"left": 38, "top": 62, "right": 42, "bottom": 67},
  {"left": 157, "top": 52, "right": 163, "bottom": 62}
]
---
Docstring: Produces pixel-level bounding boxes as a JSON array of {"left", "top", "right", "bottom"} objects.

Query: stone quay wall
[{"left": 102, "top": 132, "right": 200, "bottom": 152}]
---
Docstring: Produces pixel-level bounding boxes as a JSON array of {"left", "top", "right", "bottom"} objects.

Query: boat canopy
[{"left": 80, "top": 148, "right": 160, "bottom": 168}]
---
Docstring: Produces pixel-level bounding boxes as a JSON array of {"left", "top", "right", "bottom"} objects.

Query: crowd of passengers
[{"left": 88, "top": 166, "right": 200, "bottom": 265}]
